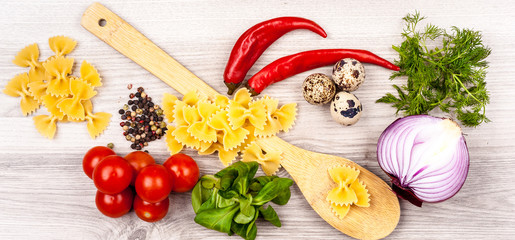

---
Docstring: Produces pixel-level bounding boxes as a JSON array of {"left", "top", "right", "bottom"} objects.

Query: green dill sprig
[{"left": 377, "top": 12, "right": 491, "bottom": 127}]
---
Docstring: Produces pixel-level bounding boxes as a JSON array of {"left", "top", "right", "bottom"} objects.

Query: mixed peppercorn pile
[{"left": 118, "top": 87, "right": 167, "bottom": 150}]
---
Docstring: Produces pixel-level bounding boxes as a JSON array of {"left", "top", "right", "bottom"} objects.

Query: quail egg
[
  {"left": 302, "top": 73, "right": 336, "bottom": 105},
  {"left": 332, "top": 58, "right": 365, "bottom": 91},
  {"left": 330, "top": 91, "right": 362, "bottom": 125}
]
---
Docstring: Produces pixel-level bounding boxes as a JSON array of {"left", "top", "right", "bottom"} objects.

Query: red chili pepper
[
  {"left": 245, "top": 49, "right": 400, "bottom": 95},
  {"left": 224, "top": 17, "right": 327, "bottom": 95}
]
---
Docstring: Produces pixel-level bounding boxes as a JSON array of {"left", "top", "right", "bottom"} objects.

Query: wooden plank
[{"left": 1, "top": 0, "right": 514, "bottom": 239}]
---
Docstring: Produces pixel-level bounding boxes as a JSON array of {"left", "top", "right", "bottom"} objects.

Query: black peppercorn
[
  {"left": 118, "top": 109, "right": 125, "bottom": 114},
  {"left": 131, "top": 105, "right": 137, "bottom": 111},
  {"left": 128, "top": 100, "right": 133, "bottom": 105},
  {"left": 121, "top": 115, "right": 127, "bottom": 120}
]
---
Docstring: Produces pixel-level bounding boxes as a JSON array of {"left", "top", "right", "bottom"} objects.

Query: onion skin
[{"left": 377, "top": 115, "right": 470, "bottom": 207}]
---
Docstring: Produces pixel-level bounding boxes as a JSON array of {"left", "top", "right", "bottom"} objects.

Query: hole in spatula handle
[{"left": 98, "top": 19, "right": 106, "bottom": 27}]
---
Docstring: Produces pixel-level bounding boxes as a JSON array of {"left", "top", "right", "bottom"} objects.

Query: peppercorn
[
  {"left": 133, "top": 100, "right": 139, "bottom": 105},
  {"left": 131, "top": 112, "right": 136, "bottom": 117},
  {"left": 128, "top": 100, "right": 134, "bottom": 105},
  {"left": 141, "top": 92, "right": 147, "bottom": 98},
  {"left": 131, "top": 105, "right": 137, "bottom": 111},
  {"left": 136, "top": 145, "right": 142, "bottom": 150},
  {"left": 120, "top": 122, "right": 125, "bottom": 127},
  {"left": 123, "top": 104, "right": 129, "bottom": 110},
  {"left": 135, "top": 92, "right": 141, "bottom": 98},
  {"left": 121, "top": 115, "right": 127, "bottom": 120},
  {"left": 118, "top": 109, "right": 125, "bottom": 114},
  {"left": 127, "top": 84, "right": 133, "bottom": 90},
  {"left": 129, "top": 93, "right": 135, "bottom": 99},
  {"left": 154, "top": 104, "right": 160, "bottom": 110},
  {"left": 137, "top": 87, "right": 144, "bottom": 93},
  {"left": 160, "top": 122, "right": 167, "bottom": 128},
  {"left": 131, "top": 143, "right": 136, "bottom": 149},
  {"left": 123, "top": 126, "right": 129, "bottom": 131},
  {"left": 107, "top": 143, "right": 114, "bottom": 149}
]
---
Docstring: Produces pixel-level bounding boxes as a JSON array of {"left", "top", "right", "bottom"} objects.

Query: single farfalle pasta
[
  {"left": 49, "top": 36, "right": 77, "bottom": 57},
  {"left": 227, "top": 89, "right": 267, "bottom": 130},
  {"left": 241, "top": 142, "right": 282, "bottom": 176},
  {"left": 272, "top": 103, "right": 297, "bottom": 133},
  {"left": 44, "top": 56, "right": 74, "bottom": 96},
  {"left": 83, "top": 100, "right": 111, "bottom": 139},
  {"left": 4, "top": 36, "right": 110, "bottom": 139},
  {"left": 57, "top": 78, "right": 97, "bottom": 120},
  {"left": 80, "top": 61, "right": 102, "bottom": 87},
  {"left": 254, "top": 96, "right": 281, "bottom": 137},
  {"left": 33, "top": 114, "right": 59, "bottom": 139},
  {"left": 3, "top": 73, "right": 40, "bottom": 116},
  {"left": 12, "top": 43, "right": 42, "bottom": 69},
  {"left": 188, "top": 101, "right": 219, "bottom": 142},
  {"left": 326, "top": 166, "right": 370, "bottom": 219},
  {"left": 163, "top": 89, "right": 297, "bottom": 173}
]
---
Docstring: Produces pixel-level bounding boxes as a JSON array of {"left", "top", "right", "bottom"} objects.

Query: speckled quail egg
[
  {"left": 332, "top": 58, "right": 366, "bottom": 91},
  {"left": 302, "top": 73, "right": 336, "bottom": 105},
  {"left": 330, "top": 91, "right": 362, "bottom": 126}
]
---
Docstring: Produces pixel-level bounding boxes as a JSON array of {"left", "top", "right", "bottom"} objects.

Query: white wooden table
[{"left": 1, "top": 0, "right": 514, "bottom": 239}]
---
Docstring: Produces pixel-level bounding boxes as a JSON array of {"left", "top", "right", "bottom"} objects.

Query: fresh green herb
[
  {"left": 191, "top": 161, "right": 294, "bottom": 240},
  {"left": 377, "top": 12, "right": 491, "bottom": 127}
]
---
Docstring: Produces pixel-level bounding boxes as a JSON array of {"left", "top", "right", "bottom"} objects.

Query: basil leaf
[
  {"left": 233, "top": 206, "right": 256, "bottom": 224},
  {"left": 232, "top": 161, "right": 259, "bottom": 194},
  {"left": 197, "top": 188, "right": 218, "bottom": 213},
  {"left": 200, "top": 175, "right": 219, "bottom": 189},
  {"left": 191, "top": 181, "right": 213, "bottom": 214},
  {"left": 255, "top": 175, "right": 278, "bottom": 185},
  {"left": 259, "top": 205, "right": 281, "bottom": 227},
  {"left": 194, "top": 203, "right": 239, "bottom": 234},
  {"left": 239, "top": 195, "right": 253, "bottom": 216},
  {"left": 216, "top": 193, "right": 237, "bottom": 208},
  {"left": 252, "top": 178, "right": 293, "bottom": 206},
  {"left": 271, "top": 186, "right": 291, "bottom": 205},
  {"left": 231, "top": 208, "right": 259, "bottom": 240}
]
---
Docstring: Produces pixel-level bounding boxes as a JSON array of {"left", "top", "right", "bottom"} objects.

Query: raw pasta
[
  {"left": 241, "top": 142, "right": 282, "bottom": 176},
  {"left": 48, "top": 36, "right": 77, "bottom": 57},
  {"left": 4, "top": 36, "right": 110, "bottom": 139},
  {"left": 326, "top": 165, "right": 370, "bottom": 219},
  {"left": 3, "top": 73, "right": 40, "bottom": 116},
  {"left": 44, "top": 56, "right": 74, "bottom": 96},
  {"left": 83, "top": 100, "right": 112, "bottom": 139},
  {"left": 163, "top": 88, "right": 297, "bottom": 174},
  {"left": 57, "top": 77, "right": 97, "bottom": 120},
  {"left": 80, "top": 61, "right": 102, "bottom": 87}
]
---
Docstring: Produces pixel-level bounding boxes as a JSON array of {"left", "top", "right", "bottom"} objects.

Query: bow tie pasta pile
[
  {"left": 163, "top": 89, "right": 296, "bottom": 175},
  {"left": 3, "top": 36, "right": 111, "bottom": 139}
]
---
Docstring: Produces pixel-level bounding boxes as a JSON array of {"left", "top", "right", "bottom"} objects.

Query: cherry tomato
[
  {"left": 124, "top": 151, "right": 156, "bottom": 185},
  {"left": 135, "top": 165, "right": 173, "bottom": 203},
  {"left": 82, "top": 146, "right": 116, "bottom": 179},
  {"left": 163, "top": 153, "right": 199, "bottom": 192},
  {"left": 95, "top": 187, "right": 134, "bottom": 218},
  {"left": 93, "top": 155, "right": 133, "bottom": 194},
  {"left": 133, "top": 194, "right": 169, "bottom": 222}
]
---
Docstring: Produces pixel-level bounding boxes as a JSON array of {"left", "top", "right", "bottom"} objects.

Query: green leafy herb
[
  {"left": 191, "top": 161, "right": 294, "bottom": 240},
  {"left": 377, "top": 12, "right": 491, "bottom": 127}
]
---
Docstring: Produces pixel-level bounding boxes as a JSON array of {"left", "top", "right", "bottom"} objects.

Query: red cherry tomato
[
  {"left": 83, "top": 146, "right": 116, "bottom": 179},
  {"left": 133, "top": 194, "right": 169, "bottom": 222},
  {"left": 95, "top": 188, "right": 134, "bottom": 218},
  {"left": 124, "top": 151, "right": 156, "bottom": 185},
  {"left": 135, "top": 165, "right": 173, "bottom": 203},
  {"left": 93, "top": 155, "right": 133, "bottom": 194},
  {"left": 163, "top": 153, "right": 200, "bottom": 192}
]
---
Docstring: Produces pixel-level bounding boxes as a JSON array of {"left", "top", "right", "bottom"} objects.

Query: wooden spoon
[{"left": 81, "top": 3, "right": 400, "bottom": 239}]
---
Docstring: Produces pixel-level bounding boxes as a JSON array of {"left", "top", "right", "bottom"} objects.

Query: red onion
[{"left": 377, "top": 115, "right": 469, "bottom": 207}]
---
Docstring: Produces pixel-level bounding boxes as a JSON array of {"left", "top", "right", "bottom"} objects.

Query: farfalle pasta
[
  {"left": 3, "top": 73, "right": 40, "bottom": 116},
  {"left": 241, "top": 142, "right": 282, "bottom": 176},
  {"left": 49, "top": 36, "right": 77, "bottom": 57},
  {"left": 57, "top": 78, "right": 97, "bottom": 120},
  {"left": 3, "top": 36, "right": 110, "bottom": 139},
  {"left": 326, "top": 166, "right": 370, "bottom": 219},
  {"left": 163, "top": 88, "right": 297, "bottom": 174}
]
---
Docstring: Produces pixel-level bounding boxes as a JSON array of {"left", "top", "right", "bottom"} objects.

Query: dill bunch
[{"left": 377, "top": 12, "right": 491, "bottom": 127}]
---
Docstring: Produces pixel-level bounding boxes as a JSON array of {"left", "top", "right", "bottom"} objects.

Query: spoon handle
[{"left": 81, "top": 2, "right": 219, "bottom": 98}]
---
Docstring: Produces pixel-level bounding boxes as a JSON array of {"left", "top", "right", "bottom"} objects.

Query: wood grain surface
[{"left": 1, "top": 0, "right": 514, "bottom": 239}]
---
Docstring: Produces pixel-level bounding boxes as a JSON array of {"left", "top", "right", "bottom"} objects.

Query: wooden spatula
[{"left": 81, "top": 3, "right": 400, "bottom": 239}]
